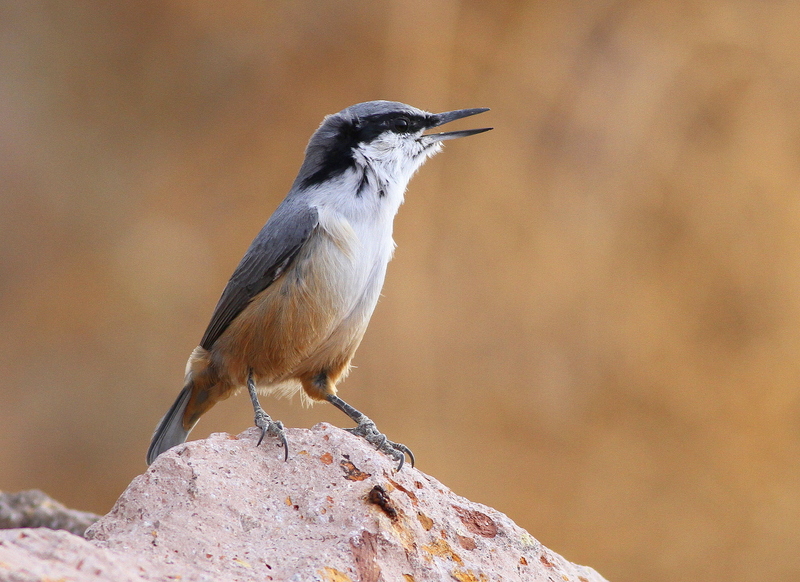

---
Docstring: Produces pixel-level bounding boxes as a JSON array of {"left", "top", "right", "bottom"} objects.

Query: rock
[
  {"left": 0, "top": 424, "right": 609, "bottom": 581},
  {"left": 0, "top": 528, "right": 172, "bottom": 582},
  {"left": 0, "top": 489, "right": 100, "bottom": 537}
]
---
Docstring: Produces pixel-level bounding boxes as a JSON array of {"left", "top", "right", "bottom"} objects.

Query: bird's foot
[
  {"left": 346, "top": 418, "right": 415, "bottom": 471},
  {"left": 254, "top": 409, "right": 289, "bottom": 461}
]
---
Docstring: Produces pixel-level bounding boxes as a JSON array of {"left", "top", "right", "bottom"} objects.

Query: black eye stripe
[
  {"left": 362, "top": 113, "right": 428, "bottom": 134},
  {"left": 300, "top": 111, "right": 429, "bottom": 188}
]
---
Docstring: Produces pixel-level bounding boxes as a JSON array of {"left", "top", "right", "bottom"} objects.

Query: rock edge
[{"left": 0, "top": 424, "right": 608, "bottom": 582}]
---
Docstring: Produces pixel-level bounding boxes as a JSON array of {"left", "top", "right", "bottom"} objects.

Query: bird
[{"left": 146, "top": 100, "right": 491, "bottom": 470}]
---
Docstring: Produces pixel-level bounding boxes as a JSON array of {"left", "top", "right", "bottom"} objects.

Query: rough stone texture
[
  {"left": 0, "top": 528, "right": 164, "bottom": 582},
  {"left": 0, "top": 424, "right": 608, "bottom": 582},
  {"left": 0, "top": 489, "right": 100, "bottom": 537}
]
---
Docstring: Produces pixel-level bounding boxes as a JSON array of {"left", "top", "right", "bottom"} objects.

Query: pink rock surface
[{"left": 0, "top": 424, "right": 608, "bottom": 581}]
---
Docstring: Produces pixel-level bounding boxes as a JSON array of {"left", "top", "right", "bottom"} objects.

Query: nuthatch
[{"left": 147, "top": 101, "right": 491, "bottom": 469}]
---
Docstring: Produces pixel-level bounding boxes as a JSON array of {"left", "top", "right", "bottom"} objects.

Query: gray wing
[{"left": 200, "top": 200, "right": 319, "bottom": 350}]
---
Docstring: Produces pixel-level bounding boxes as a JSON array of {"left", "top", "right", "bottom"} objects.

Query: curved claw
[
  {"left": 383, "top": 440, "right": 414, "bottom": 471},
  {"left": 257, "top": 426, "right": 267, "bottom": 447},
  {"left": 373, "top": 433, "right": 388, "bottom": 450},
  {"left": 254, "top": 412, "right": 289, "bottom": 461},
  {"left": 395, "top": 442, "right": 415, "bottom": 469},
  {"left": 279, "top": 431, "right": 289, "bottom": 461},
  {"left": 326, "top": 394, "right": 416, "bottom": 470},
  {"left": 346, "top": 421, "right": 414, "bottom": 471}
]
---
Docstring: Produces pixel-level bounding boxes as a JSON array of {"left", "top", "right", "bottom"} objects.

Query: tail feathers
[{"left": 147, "top": 385, "right": 193, "bottom": 465}]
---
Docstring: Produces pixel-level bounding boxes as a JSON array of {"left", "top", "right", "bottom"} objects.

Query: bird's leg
[
  {"left": 247, "top": 369, "right": 288, "bottom": 461},
  {"left": 325, "top": 393, "right": 415, "bottom": 470}
]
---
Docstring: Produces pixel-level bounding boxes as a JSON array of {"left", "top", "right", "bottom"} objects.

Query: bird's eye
[{"left": 392, "top": 117, "right": 411, "bottom": 133}]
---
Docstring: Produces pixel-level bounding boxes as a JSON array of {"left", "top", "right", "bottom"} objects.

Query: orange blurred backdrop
[{"left": 2, "top": 2, "right": 800, "bottom": 581}]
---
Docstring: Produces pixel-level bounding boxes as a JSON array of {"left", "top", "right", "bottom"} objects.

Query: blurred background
[{"left": 2, "top": 1, "right": 800, "bottom": 580}]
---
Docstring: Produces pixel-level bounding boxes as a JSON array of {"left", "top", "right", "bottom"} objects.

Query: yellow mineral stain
[
  {"left": 422, "top": 538, "right": 462, "bottom": 564},
  {"left": 388, "top": 520, "right": 417, "bottom": 557},
  {"left": 451, "top": 568, "right": 488, "bottom": 582},
  {"left": 416, "top": 511, "right": 433, "bottom": 531},
  {"left": 319, "top": 566, "right": 353, "bottom": 582}
]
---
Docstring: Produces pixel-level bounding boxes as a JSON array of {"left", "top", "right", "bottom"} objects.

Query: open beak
[{"left": 424, "top": 108, "right": 492, "bottom": 142}]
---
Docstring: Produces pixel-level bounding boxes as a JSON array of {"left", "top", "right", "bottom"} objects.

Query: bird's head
[{"left": 296, "top": 101, "right": 491, "bottom": 192}]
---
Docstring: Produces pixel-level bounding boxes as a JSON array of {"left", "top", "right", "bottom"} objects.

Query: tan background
[{"left": 2, "top": 1, "right": 800, "bottom": 581}]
